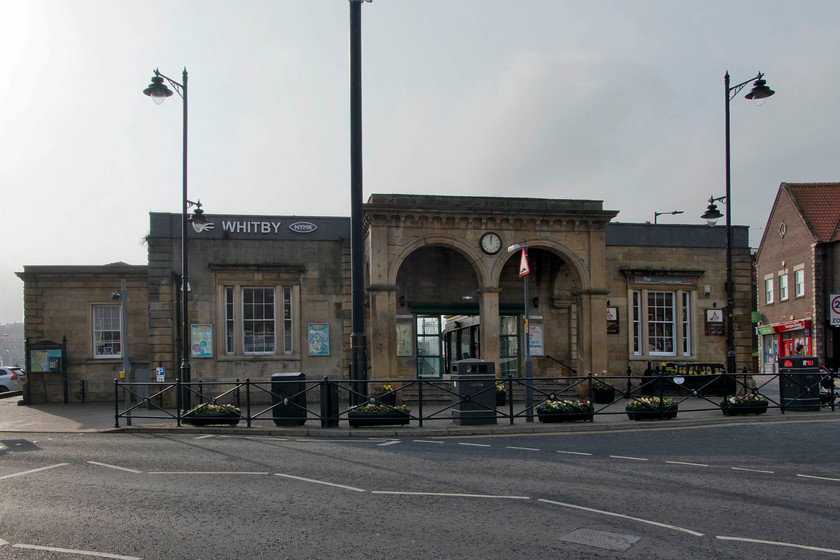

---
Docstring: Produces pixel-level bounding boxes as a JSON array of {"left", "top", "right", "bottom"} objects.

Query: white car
[{"left": 0, "top": 366, "right": 25, "bottom": 392}]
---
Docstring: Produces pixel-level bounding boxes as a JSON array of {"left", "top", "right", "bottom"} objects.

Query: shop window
[
  {"left": 93, "top": 305, "right": 121, "bottom": 359},
  {"left": 779, "top": 274, "right": 789, "bottom": 301},
  {"left": 794, "top": 268, "right": 805, "bottom": 298},
  {"left": 765, "top": 278, "right": 774, "bottom": 304}
]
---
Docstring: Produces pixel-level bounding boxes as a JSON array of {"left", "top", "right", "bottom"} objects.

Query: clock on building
[{"left": 479, "top": 232, "right": 502, "bottom": 254}]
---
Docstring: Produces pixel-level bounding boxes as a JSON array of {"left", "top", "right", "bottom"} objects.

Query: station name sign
[{"left": 218, "top": 220, "right": 318, "bottom": 234}]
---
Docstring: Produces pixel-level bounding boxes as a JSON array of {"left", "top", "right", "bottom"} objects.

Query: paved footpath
[{"left": 2, "top": 390, "right": 837, "bottom": 437}]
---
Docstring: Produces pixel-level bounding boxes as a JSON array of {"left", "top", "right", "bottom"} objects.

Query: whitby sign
[
  {"left": 215, "top": 220, "right": 318, "bottom": 234},
  {"left": 150, "top": 213, "right": 348, "bottom": 241}
]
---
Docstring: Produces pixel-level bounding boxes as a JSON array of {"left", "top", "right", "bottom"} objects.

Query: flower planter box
[
  {"left": 721, "top": 402, "right": 768, "bottom": 416},
  {"left": 536, "top": 410, "right": 593, "bottom": 423},
  {"left": 593, "top": 387, "right": 615, "bottom": 404},
  {"left": 496, "top": 391, "right": 506, "bottom": 407},
  {"left": 182, "top": 413, "right": 240, "bottom": 426},
  {"left": 348, "top": 410, "right": 410, "bottom": 427},
  {"left": 626, "top": 407, "right": 678, "bottom": 421}
]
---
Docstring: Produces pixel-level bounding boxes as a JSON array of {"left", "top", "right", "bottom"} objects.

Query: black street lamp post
[
  {"left": 349, "top": 0, "right": 371, "bottom": 405},
  {"left": 707, "top": 71, "right": 775, "bottom": 373},
  {"left": 143, "top": 68, "right": 206, "bottom": 412}
]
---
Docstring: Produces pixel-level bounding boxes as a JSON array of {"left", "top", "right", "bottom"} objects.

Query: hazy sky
[{"left": 2, "top": 1, "right": 839, "bottom": 323}]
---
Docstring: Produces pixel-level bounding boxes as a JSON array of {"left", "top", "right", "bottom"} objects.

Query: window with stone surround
[
  {"left": 765, "top": 278, "right": 774, "bottom": 304},
  {"left": 217, "top": 269, "right": 299, "bottom": 357},
  {"left": 631, "top": 288, "right": 693, "bottom": 358},
  {"left": 93, "top": 305, "right": 121, "bottom": 359}
]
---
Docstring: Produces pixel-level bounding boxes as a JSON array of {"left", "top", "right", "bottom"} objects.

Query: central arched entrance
[{"left": 393, "top": 245, "right": 582, "bottom": 379}]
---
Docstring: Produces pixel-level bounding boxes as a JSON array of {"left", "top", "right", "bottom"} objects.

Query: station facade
[{"left": 17, "top": 194, "right": 752, "bottom": 403}]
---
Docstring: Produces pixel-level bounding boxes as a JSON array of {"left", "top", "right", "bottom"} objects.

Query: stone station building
[{"left": 17, "top": 194, "right": 751, "bottom": 404}]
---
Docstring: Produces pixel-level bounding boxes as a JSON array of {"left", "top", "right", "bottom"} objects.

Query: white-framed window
[
  {"left": 243, "top": 287, "right": 276, "bottom": 355},
  {"left": 632, "top": 291, "right": 642, "bottom": 355},
  {"left": 647, "top": 291, "right": 675, "bottom": 355},
  {"left": 795, "top": 268, "right": 805, "bottom": 298},
  {"left": 224, "top": 286, "right": 235, "bottom": 354},
  {"left": 779, "top": 274, "right": 789, "bottom": 301},
  {"left": 217, "top": 278, "right": 297, "bottom": 357},
  {"left": 631, "top": 288, "right": 693, "bottom": 358},
  {"left": 765, "top": 278, "right": 774, "bottom": 304},
  {"left": 93, "top": 305, "right": 121, "bottom": 358}
]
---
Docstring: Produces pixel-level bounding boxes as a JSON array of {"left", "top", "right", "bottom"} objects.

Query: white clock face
[{"left": 480, "top": 232, "right": 502, "bottom": 254}]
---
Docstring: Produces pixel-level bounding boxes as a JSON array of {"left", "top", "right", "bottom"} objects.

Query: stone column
[
  {"left": 368, "top": 284, "right": 397, "bottom": 379},
  {"left": 479, "top": 288, "right": 501, "bottom": 371}
]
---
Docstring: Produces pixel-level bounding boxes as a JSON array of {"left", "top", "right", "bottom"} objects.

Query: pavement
[{"left": 2, "top": 389, "right": 838, "bottom": 437}]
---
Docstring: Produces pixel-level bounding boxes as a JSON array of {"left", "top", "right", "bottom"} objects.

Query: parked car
[{"left": 0, "top": 366, "right": 25, "bottom": 392}]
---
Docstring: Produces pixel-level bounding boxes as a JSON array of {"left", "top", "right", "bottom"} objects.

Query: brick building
[{"left": 755, "top": 182, "right": 840, "bottom": 371}]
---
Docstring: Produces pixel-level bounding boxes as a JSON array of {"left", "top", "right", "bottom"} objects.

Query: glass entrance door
[
  {"left": 499, "top": 315, "right": 521, "bottom": 378},
  {"left": 416, "top": 315, "right": 443, "bottom": 378}
]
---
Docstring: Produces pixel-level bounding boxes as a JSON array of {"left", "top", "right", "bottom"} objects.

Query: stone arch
[{"left": 388, "top": 235, "right": 495, "bottom": 288}]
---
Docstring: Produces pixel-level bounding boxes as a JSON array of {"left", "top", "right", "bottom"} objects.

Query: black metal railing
[{"left": 114, "top": 371, "right": 836, "bottom": 428}]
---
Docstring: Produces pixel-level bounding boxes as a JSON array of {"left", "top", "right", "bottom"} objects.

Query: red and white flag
[{"left": 518, "top": 249, "right": 530, "bottom": 277}]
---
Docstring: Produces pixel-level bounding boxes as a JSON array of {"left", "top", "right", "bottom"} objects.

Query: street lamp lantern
[
  {"left": 143, "top": 71, "right": 174, "bottom": 105},
  {"left": 701, "top": 196, "right": 725, "bottom": 226}
]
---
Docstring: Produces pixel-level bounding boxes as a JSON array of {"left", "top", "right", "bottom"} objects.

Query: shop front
[{"left": 758, "top": 319, "right": 812, "bottom": 373}]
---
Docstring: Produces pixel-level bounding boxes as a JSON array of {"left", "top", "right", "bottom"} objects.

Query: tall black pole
[
  {"left": 724, "top": 71, "right": 736, "bottom": 374},
  {"left": 523, "top": 247, "right": 533, "bottom": 422},
  {"left": 349, "top": 0, "right": 367, "bottom": 404},
  {"left": 180, "top": 68, "right": 191, "bottom": 410}
]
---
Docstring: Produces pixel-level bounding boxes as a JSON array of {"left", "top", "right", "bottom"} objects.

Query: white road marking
[
  {"left": 458, "top": 442, "right": 491, "bottom": 448},
  {"left": 13, "top": 543, "right": 142, "bottom": 559},
  {"left": 731, "top": 467, "right": 774, "bottom": 474},
  {"left": 274, "top": 473, "right": 366, "bottom": 492},
  {"left": 0, "top": 538, "right": 8, "bottom": 546},
  {"left": 373, "top": 491, "right": 529, "bottom": 500},
  {"left": 0, "top": 463, "right": 68, "bottom": 480},
  {"left": 147, "top": 471, "right": 269, "bottom": 475},
  {"left": 556, "top": 450, "right": 592, "bottom": 456},
  {"left": 665, "top": 461, "right": 708, "bottom": 467},
  {"left": 413, "top": 440, "right": 444, "bottom": 444},
  {"left": 539, "top": 498, "right": 704, "bottom": 537},
  {"left": 717, "top": 535, "right": 840, "bottom": 555},
  {"left": 87, "top": 461, "right": 142, "bottom": 474},
  {"left": 377, "top": 440, "right": 401, "bottom": 447},
  {"left": 194, "top": 434, "right": 215, "bottom": 440},
  {"left": 609, "top": 455, "right": 648, "bottom": 461},
  {"left": 796, "top": 473, "right": 840, "bottom": 482},
  {"left": 507, "top": 446, "right": 539, "bottom": 451}
]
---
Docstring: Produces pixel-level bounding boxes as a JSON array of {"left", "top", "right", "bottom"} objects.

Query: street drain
[{"left": 558, "top": 528, "right": 641, "bottom": 552}]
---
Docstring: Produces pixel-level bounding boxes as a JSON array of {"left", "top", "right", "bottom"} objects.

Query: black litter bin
[
  {"left": 451, "top": 359, "right": 497, "bottom": 426},
  {"left": 779, "top": 356, "right": 821, "bottom": 412},
  {"left": 271, "top": 372, "right": 307, "bottom": 426}
]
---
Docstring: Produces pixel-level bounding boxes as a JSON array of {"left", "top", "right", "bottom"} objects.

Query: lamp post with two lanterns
[
  {"left": 142, "top": 68, "right": 207, "bottom": 412},
  {"left": 702, "top": 71, "right": 775, "bottom": 374}
]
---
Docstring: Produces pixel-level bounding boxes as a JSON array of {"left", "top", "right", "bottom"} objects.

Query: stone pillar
[
  {"left": 368, "top": 284, "right": 397, "bottom": 379},
  {"left": 479, "top": 288, "right": 501, "bottom": 372}
]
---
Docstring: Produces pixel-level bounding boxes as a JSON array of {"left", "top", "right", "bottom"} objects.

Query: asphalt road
[{"left": 1, "top": 418, "right": 839, "bottom": 559}]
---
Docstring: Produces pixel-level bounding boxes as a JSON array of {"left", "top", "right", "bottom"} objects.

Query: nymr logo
[{"left": 288, "top": 222, "right": 318, "bottom": 234}]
